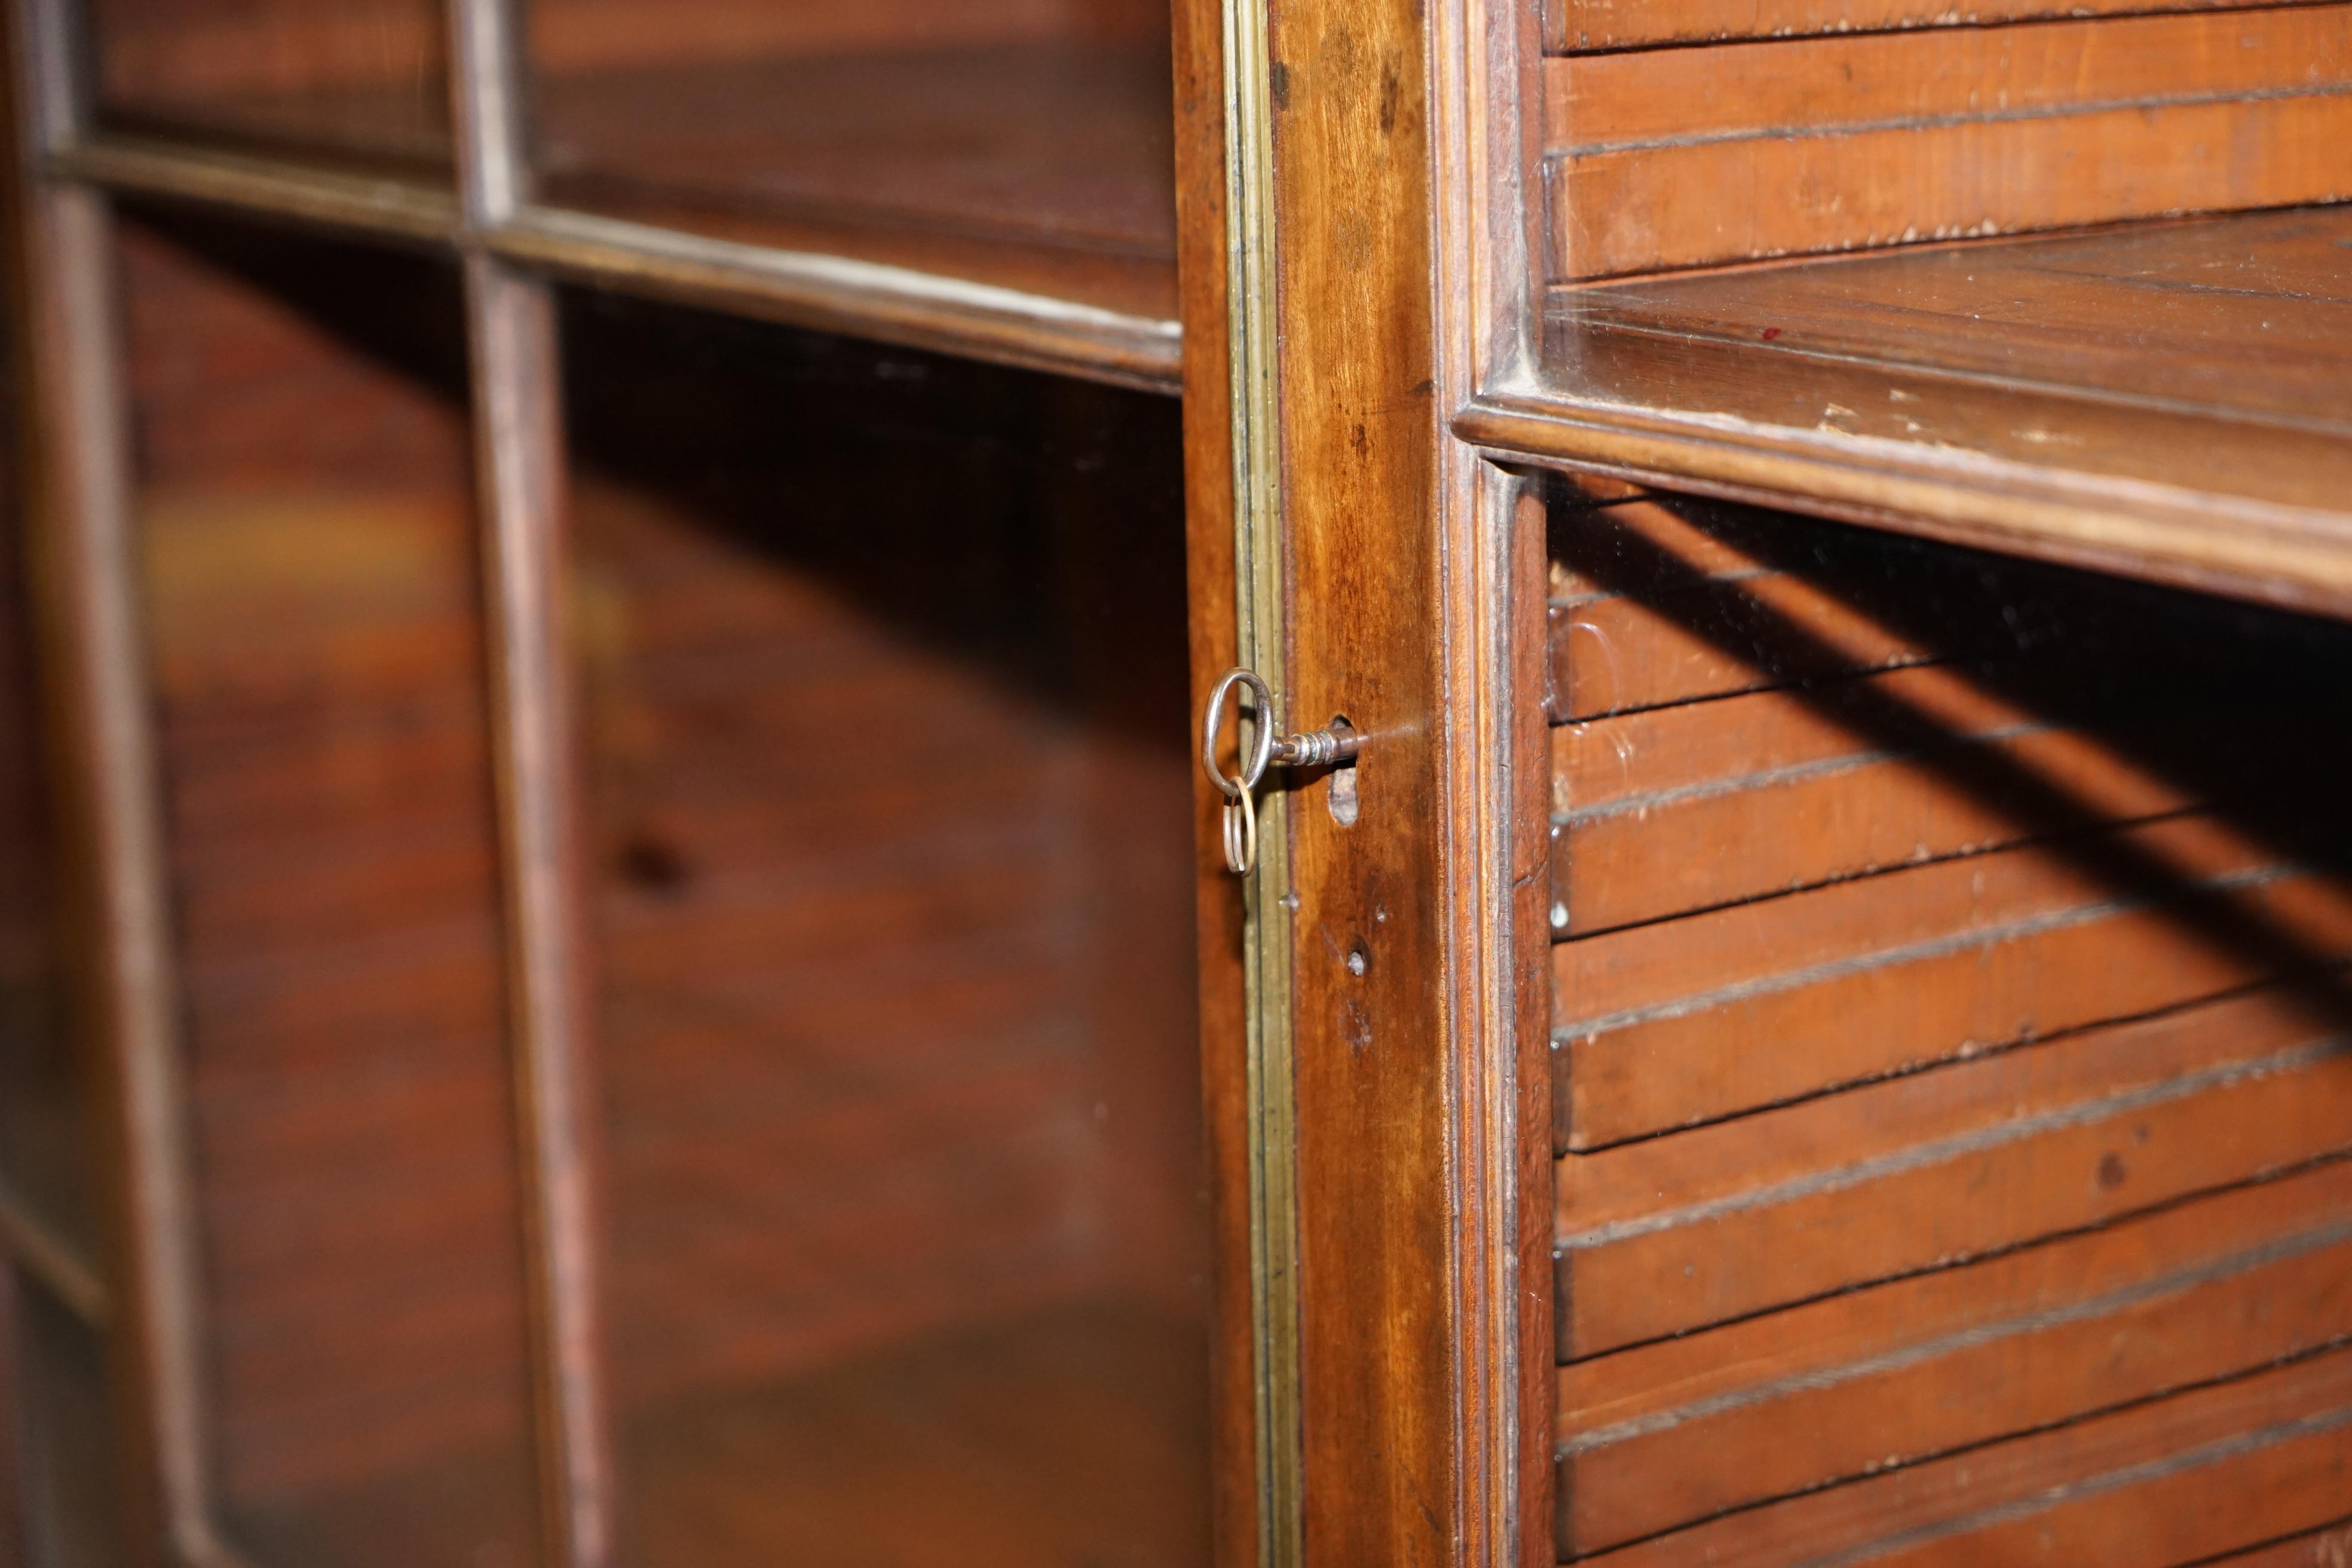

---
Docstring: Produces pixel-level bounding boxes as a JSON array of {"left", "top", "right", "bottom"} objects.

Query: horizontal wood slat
[
  {"left": 1551, "top": 98, "right": 2352, "bottom": 282},
  {"left": 1544, "top": 8, "right": 2352, "bottom": 278},
  {"left": 1548, "top": 660, "right": 2216, "bottom": 935},
  {"left": 1548, "top": 8, "right": 2352, "bottom": 151},
  {"left": 1582, "top": 1345, "right": 2352, "bottom": 1566},
  {"left": 1554, "top": 983, "right": 2352, "bottom": 1357},
  {"left": 1542, "top": 0, "right": 2336, "bottom": 54},
  {"left": 1552, "top": 812, "right": 2352, "bottom": 1149},
  {"left": 1545, "top": 491, "right": 2091, "bottom": 721},
  {"left": 1557, "top": 1158, "right": 2352, "bottom": 1554}
]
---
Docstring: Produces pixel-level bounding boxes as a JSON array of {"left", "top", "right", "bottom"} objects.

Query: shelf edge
[
  {"left": 47, "top": 138, "right": 1185, "bottom": 392},
  {"left": 490, "top": 206, "right": 1184, "bottom": 395},
  {"left": 1457, "top": 385, "right": 2352, "bottom": 621},
  {"left": 50, "top": 136, "right": 461, "bottom": 244}
]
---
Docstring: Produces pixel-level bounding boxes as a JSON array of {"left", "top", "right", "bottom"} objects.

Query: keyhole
[{"left": 1325, "top": 716, "right": 1360, "bottom": 826}]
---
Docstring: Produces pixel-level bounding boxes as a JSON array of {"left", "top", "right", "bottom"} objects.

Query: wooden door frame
[{"left": 1174, "top": 0, "right": 1554, "bottom": 1562}]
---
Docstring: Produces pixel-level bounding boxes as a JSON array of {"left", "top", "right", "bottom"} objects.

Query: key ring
[
  {"left": 1200, "top": 666, "right": 1364, "bottom": 874},
  {"left": 1200, "top": 667, "right": 1276, "bottom": 801},
  {"left": 1202, "top": 667, "right": 1273, "bottom": 874},
  {"left": 1220, "top": 786, "right": 1256, "bottom": 875}
]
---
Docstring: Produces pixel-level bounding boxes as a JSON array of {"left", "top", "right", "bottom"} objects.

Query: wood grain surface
[
  {"left": 1557, "top": 983, "right": 2352, "bottom": 1353},
  {"left": 1543, "top": 0, "right": 2336, "bottom": 53},
  {"left": 2205, "top": 1520, "right": 2352, "bottom": 1565},
  {"left": 1571, "top": 1345, "right": 2352, "bottom": 1561},
  {"left": 1252, "top": 0, "right": 1488, "bottom": 1552},
  {"left": 1496, "top": 208, "right": 2352, "bottom": 624},
  {"left": 1167, "top": 0, "right": 1263, "bottom": 1547},
  {"left": 1551, "top": 8, "right": 2352, "bottom": 149},
  {"left": 1550, "top": 662, "right": 2220, "bottom": 935},
  {"left": 1544, "top": 488, "right": 2097, "bottom": 721},
  {"left": 1560, "top": 207, "right": 2352, "bottom": 431},
  {"left": 1584, "top": 1345, "right": 2352, "bottom": 1566},
  {"left": 1560, "top": 1158, "right": 2352, "bottom": 1553},
  {"left": 1545, "top": 485, "right": 2352, "bottom": 1562},
  {"left": 1546, "top": 7, "right": 2352, "bottom": 277}
]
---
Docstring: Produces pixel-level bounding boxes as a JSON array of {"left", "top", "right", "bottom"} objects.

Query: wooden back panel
[
  {"left": 1544, "top": 478, "right": 2352, "bottom": 1561},
  {"left": 1540, "top": 0, "right": 2352, "bottom": 280}
]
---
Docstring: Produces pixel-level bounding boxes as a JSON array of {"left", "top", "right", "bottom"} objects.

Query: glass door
[{"left": 555, "top": 291, "right": 1212, "bottom": 1567}]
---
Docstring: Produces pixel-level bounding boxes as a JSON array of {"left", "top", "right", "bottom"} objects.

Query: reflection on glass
[
  {"left": 562, "top": 290, "right": 1210, "bottom": 1567},
  {"left": 525, "top": 0, "right": 1177, "bottom": 316},
  {"left": 117, "top": 209, "right": 535, "bottom": 1568},
  {"left": 85, "top": 0, "right": 451, "bottom": 169}
]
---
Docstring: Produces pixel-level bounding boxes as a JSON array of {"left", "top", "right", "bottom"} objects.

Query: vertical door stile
[
  {"left": 2, "top": 0, "right": 208, "bottom": 1561},
  {"left": 446, "top": 5, "right": 613, "bottom": 1566},
  {"left": 1252, "top": 0, "right": 1523, "bottom": 1557},
  {"left": 1487, "top": 464, "right": 1554, "bottom": 1568},
  {"left": 1214, "top": 0, "right": 1306, "bottom": 1561},
  {"left": 1432, "top": 0, "right": 1558, "bottom": 1544}
]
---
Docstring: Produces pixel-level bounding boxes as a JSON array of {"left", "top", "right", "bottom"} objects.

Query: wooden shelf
[
  {"left": 1464, "top": 206, "right": 2352, "bottom": 618},
  {"left": 53, "top": 137, "right": 460, "bottom": 244},
  {"left": 56, "top": 40, "right": 1183, "bottom": 391}
]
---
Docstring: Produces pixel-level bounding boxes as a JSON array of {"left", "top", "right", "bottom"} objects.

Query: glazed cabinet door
[
  {"left": 0, "top": 0, "right": 1273, "bottom": 1535},
  {"left": 1, "top": 213, "right": 1226, "bottom": 1568},
  {"left": 549, "top": 295, "right": 1214, "bottom": 1568}
]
